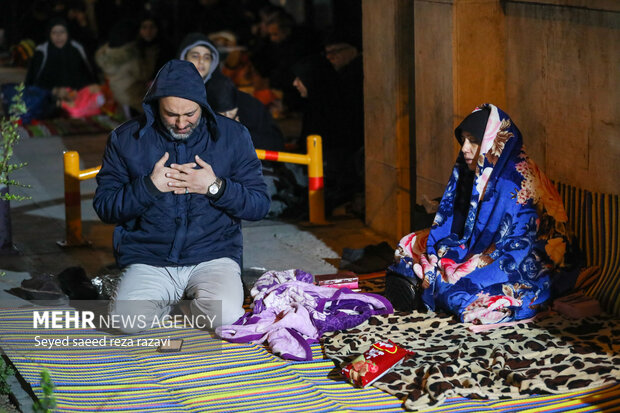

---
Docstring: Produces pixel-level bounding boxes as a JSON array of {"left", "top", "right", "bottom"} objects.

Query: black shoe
[{"left": 8, "top": 273, "right": 69, "bottom": 305}]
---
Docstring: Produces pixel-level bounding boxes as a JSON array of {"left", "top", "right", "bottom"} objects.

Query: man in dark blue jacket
[{"left": 93, "top": 59, "right": 270, "bottom": 332}]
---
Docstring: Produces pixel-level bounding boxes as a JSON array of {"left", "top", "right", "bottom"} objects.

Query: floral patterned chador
[{"left": 393, "top": 104, "right": 570, "bottom": 324}]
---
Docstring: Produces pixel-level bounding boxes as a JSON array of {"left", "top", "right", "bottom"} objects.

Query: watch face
[{"left": 209, "top": 183, "right": 219, "bottom": 194}]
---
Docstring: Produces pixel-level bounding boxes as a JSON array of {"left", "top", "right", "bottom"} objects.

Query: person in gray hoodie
[{"left": 178, "top": 32, "right": 221, "bottom": 84}]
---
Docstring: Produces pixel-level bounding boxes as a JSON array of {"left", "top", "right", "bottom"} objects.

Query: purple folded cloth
[{"left": 216, "top": 269, "right": 393, "bottom": 360}]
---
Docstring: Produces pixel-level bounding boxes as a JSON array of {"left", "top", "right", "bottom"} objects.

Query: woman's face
[
  {"left": 50, "top": 25, "right": 68, "bottom": 48},
  {"left": 460, "top": 131, "right": 481, "bottom": 171},
  {"left": 140, "top": 19, "right": 158, "bottom": 42}
]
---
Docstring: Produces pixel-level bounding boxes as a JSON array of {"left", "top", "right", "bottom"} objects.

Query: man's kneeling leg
[
  {"left": 109, "top": 264, "right": 184, "bottom": 334},
  {"left": 186, "top": 258, "right": 245, "bottom": 327}
]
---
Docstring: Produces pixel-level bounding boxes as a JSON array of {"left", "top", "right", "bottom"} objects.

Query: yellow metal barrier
[
  {"left": 59, "top": 135, "right": 328, "bottom": 247},
  {"left": 256, "top": 135, "right": 327, "bottom": 226}
]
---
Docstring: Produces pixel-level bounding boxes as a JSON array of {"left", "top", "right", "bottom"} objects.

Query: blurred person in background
[
  {"left": 25, "top": 17, "right": 96, "bottom": 91},
  {"left": 136, "top": 12, "right": 173, "bottom": 82},
  {"left": 292, "top": 54, "right": 360, "bottom": 214},
  {"left": 95, "top": 20, "right": 150, "bottom": 118}
]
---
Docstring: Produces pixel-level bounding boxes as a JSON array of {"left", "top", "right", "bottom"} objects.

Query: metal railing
[{"left": 58, "top": 135, "right": 328, "bottom": 247}]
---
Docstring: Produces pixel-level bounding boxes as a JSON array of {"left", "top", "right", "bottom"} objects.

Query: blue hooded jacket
[{"left": 93, "top": 59, "right": 270, "bottom": 268}]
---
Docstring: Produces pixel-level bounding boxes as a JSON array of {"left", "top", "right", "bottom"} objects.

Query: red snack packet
[{"left": 341, "top": 340, "right": 414, "bottom": 388}]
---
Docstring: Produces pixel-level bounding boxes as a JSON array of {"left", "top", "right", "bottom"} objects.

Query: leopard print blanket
[{"left": 322, "top": 311, "right": 620, "bottom": 411}]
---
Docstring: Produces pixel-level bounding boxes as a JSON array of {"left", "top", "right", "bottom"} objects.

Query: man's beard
[{"left": 165, "top": 121, "right": 197, "bottom": 140}]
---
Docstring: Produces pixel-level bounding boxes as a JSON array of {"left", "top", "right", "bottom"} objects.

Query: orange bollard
[
  {"left": 57, "top": 151, "right": 89, "bottom": 247},
  {"left": 306, "top": 135, "right": 328, "bottom": 225}
]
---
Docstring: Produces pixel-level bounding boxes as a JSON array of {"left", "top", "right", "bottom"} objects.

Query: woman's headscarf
[
  {"left": 205, "top": 74, "right": 238, "bottom": 113},
  {"left": 454, "top": 106, "right": 490, "bottom": 144},
  {"left": 46, "top": 17, "right": 69, "bottom": 42}
]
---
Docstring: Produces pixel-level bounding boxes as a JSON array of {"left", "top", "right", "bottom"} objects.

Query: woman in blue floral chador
[{"left": 393, "top": 104, "right": 570, "bottom": 324}]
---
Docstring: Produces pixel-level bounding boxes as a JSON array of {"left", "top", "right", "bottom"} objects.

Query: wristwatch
[{"left": 207, "top": 177, "right": 223, "bottom": 197}]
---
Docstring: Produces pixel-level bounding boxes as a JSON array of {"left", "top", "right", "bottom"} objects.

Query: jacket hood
[
  {"left": 177, "top": 33, "right": 220, "bottom": 83},
  {"left": 142, "top": 59, "right": 219, "bottom": 139}
]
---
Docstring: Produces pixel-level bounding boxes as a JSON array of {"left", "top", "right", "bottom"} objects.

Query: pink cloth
[
  {"left": 61, "top": 86, "right": 104, "bottom": 118},
  {"left": 467, "top": 314, "right": 539, "bottom": 333}
]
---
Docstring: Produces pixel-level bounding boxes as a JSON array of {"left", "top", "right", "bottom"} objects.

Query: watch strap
[{"left": 206, "top": 177, "right": 225, "bottom": 200}]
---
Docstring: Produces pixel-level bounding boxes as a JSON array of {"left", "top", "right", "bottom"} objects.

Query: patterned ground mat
[
  {"left": 4, "top": 268, "right": 620, "bottom": 413},
  {"left": 19, "top": 115, "right": 119, "bottom": 137},
  {"left": 323, "top": 310, "right": 620, "bottom": 412},
  {"left": 2, "top": 304, "right": 619, "bottom": 412},
  {"left": 0, "top": 307, "right": 405, "bottom": 412}
]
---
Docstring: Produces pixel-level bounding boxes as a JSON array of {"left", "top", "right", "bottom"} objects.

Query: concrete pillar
[
  {"left": 452, "top": 0, "right": 507, "bottom": 122},
  {"left": 363, "top": 0, "right": 505, "bottom": 240},
  {"left": 363, "top": 0, "right": 414, "bottom": 241},
  {"left": 504, "top": 2, "right": 620, "bottom": 193},
  {"left": 416, "top": 0, "right": 506, "bottom": 204}
]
